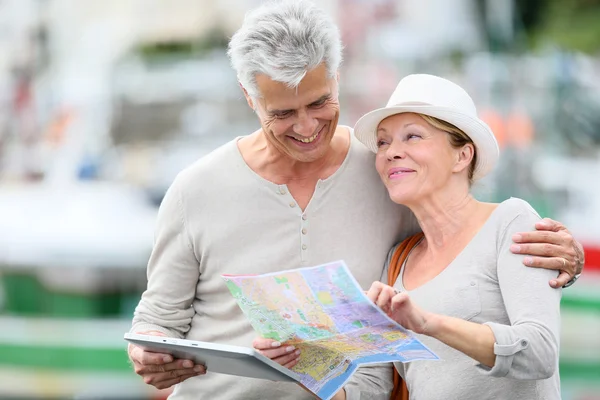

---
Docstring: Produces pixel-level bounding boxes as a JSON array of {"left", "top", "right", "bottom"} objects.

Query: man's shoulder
[
  {"left": 174, "top": 139, "right": 239, "bottom": 185},
  {"left": 165, "top": 138, "right": 243, "bottom": 204},
  {"left": 342, "top": 125, "right": 376, "bottom": 164}
]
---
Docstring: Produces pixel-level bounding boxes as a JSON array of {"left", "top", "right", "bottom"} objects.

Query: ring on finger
[{"left": 561, "top": 257, "right": 567, "bottom": 269}]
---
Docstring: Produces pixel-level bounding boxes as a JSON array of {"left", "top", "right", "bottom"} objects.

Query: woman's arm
[
  {"left": 480, "top": 209, "right": 562, "bottom": 379},
  {"left": 368, "top": 207, "right": 563, "bottom": 381},
  {"left": 366, "top": 283, "right": 497, "bottom": 367}
]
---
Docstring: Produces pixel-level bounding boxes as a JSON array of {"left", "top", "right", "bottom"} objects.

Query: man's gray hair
[{"left": 227, "top": 0, "right": 342, "bottom": 98}]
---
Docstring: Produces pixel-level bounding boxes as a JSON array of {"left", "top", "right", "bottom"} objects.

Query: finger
[
  {"left": 534, "top": 218, "right": 567, "bottom": 233},
  {"left": 258, "top": 345, "right": 297, "bottom": 360},
  {"left": 510, "top": 243, "right": 564, "bottom": 258},
  {"left": 376, "top": 287, "right": 395, "bottom": 312},
  {"left": 522, "top": 256, "right": 576, "bottom": 275},
  {"left": 390, "top": 293, "right": 409, "bottom": 311},
  {"left": 551, "top": 271, "right": 571, "bottom": 288},
  {"left": 366, "top": 281, "right": 385, "bottom": 302},
  {"left": 129, "top": 345, "right": 173, "bottom": 366},
  {"left": 143, "top": 365, "right": 205, "bottom": 385},
  {"left": 511, "top": 231, "right": 566, "bottom": 246},
  {"left": 152, "top": 372, "right": 200, "bottom": 390},
  {"left": 135, "top": 348, "right": 175, "bottom": 365},
  {"left": 252, "top": 337, "right": 282, "bottom": 350},
  {"left": 272, "top": 349, "right": 301, "bottom": 367},
  {"left": 283, "top": 357, "right": 300, "bottom": 369},
  {"left": 138, "top": 358, "right": 197, "bottom": 374}
]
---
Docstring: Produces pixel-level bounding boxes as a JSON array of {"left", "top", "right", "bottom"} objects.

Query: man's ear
[
  {"left": 240, "top": 83, "right": 255, "bottom": 110},
  {"left": 453, "top": 143, "right": 475, "bottom": 174}
]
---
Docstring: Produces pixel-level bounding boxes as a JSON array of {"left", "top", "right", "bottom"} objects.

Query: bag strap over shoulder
[
  {"left": 387, "top": 232, "right": 424, "bottom": 400},
  {"left": 387, "top": 233, "right": 424, "bottom": 287}
]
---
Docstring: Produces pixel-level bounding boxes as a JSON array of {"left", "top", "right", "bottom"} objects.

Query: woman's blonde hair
[{"left": 420, "top": 114, "right": 478, "bottom": 185}]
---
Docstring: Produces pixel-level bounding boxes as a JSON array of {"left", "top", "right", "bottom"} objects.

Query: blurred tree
[
  {"left": 515, "top": 0, "right": 547, "bottom": 33},
  {"left": 533, "top": 0, "right": 600, "bottom": 52},
  {"left": 475, "top": 0, "right": 600, "bottom": 53}
]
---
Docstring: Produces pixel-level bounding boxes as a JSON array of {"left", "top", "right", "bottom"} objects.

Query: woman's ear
[{"left": 452, "top": 143, "right": 475, "bottom": 173}]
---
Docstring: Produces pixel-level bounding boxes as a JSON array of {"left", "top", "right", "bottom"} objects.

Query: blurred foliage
[
  {"left": 533, "top": 0, "right": 600, "bottom": 52},
  {"left": 475, "top": 0, "right": 600, "bottom": 53},
  {"left": 135, "top": 28, "right": 229, "bottom": 62}
]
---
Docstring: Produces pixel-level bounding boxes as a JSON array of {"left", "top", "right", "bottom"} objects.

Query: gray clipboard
[{"left": 124, "top": 333, "right": 298, "bottom": 382}]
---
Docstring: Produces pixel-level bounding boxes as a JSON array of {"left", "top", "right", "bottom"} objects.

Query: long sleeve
[
  {"left": 131, "top": 176, "right": 200, "bottom": 338},
  {"left": 344, "top": 363, "right": 394, "bottom": 400},
  {"left": 477, "top": 207, "right": 561, "bottom": 379}
]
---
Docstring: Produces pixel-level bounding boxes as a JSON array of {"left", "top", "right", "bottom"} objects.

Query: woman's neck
[{"left": 409, "top": 192, "right": 482, "bottom": 251}]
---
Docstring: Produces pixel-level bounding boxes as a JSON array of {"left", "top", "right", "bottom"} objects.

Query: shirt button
[
  {"left": 279, "top": 188, "right": 287, "bottom": 195},
  {"left": 302, "top": 228, "right": 307, "bottom": 235},
  {"left": 470, "top": 282, "right": 476, "bottom": 286},
  {"left": 302, "top": 244, "right": 307, "bottom": 250},
  {"left": 289, "top": 202, "right": 296, "bottom": 208},
  {"left": 302, "top": 214, "right": 307, "bottom": 220}
]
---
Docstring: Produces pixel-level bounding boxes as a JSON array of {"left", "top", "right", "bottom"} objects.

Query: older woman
[{"left": 356, "top": 74, "right": 561, "bottom": 399}]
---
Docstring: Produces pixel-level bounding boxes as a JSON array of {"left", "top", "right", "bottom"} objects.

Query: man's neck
[{"left": 238, "top": 126, "right": 350, "bottom": 184}]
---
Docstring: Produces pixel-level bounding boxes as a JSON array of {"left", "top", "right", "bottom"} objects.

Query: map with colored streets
[{"left": 222, "top": 260, "right": 438, "bottom": 400}]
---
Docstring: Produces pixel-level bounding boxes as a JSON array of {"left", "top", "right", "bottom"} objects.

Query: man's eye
[
  {"left": 274, "top": 111, "right": 292, "bottom": 119},
  {"left": 310, "top": 99, "right": 326, "bottom": 108},
  {"left": 407, "top": 134, "right": 421, "bottom": 140},
  {"left": 376, "top": 140, "right": 388, "bottom": 147}
]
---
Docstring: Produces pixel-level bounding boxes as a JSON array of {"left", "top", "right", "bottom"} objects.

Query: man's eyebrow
[
  {"left": 308, "top": 94, "right": 331, "bottom": 106},
  {"left": 267, "top": 94, "right": 331, "bottom": 115},
  {"left": 268, "top": 107, "right": 293, "bottom": 115}
]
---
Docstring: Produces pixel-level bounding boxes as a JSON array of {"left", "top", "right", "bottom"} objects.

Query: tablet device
[{"left": 124, "top": 333, "right": 298, "bottom": 382}]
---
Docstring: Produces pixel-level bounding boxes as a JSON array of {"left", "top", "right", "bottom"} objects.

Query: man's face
[{"left": 249, "top": 64, "right": 340, "bottom": 164}]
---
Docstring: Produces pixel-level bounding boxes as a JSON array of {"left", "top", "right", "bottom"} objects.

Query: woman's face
[{"left": 375, "top": 113, "right": 464, "bottom": 206}]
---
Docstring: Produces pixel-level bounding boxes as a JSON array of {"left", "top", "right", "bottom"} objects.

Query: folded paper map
[{"left": 222, "top": 260, "right": 438, "bottom": 400}]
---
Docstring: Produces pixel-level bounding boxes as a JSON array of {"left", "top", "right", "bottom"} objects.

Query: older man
[{"left": 127, "top": 1, "right": 584, "bottom": 399}]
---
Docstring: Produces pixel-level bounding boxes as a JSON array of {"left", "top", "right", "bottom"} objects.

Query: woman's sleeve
[{"left": 478, "top": 205, "right": 561, "bottom": 379}]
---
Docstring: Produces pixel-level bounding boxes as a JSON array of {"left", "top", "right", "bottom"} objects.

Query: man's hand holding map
[{"left": 222, "top": 261, "right": 438, "bottom": 400}]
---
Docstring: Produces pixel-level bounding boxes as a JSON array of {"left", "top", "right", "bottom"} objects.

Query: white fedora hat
[{"left": 354, "top": 74, "right": 499, "bottom": 181}]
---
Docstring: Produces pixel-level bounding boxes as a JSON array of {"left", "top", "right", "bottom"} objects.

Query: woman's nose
[{"left": 386, "top": 141, "right": 406, "bottom": 160}]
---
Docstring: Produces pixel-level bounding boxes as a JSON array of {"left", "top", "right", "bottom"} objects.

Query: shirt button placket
[{"left": 300, "top": 213, "right": 309, "bottom": 263}]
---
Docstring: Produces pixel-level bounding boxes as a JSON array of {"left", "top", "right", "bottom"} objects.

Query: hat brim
[{"left": 354, "top": 105, "right": 499, "bottom": 181}]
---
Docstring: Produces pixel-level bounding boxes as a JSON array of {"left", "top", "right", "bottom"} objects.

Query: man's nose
[{"left": 293, "top": 109, "right": 318, "bottom": 136}]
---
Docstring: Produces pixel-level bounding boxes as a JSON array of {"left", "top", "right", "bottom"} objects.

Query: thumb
[
  {"left": 390, "top": 292, "right": 409, "bottom": 312},
  {"left": 252, "top": 337, "right": 281, "bottom": 350},
  {"left": 535, "top": 218, "right": 566, "bottom": 232}
]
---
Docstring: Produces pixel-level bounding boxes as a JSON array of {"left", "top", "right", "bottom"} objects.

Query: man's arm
[
  {"left": 132, "top": 177, "right": 200, "bottom": 336},
  {"left": 510, "top": 217, "right": 585, "bottom": 288},
  {"left": 128, "top": 177, "right": 205, "bottom": 388}
]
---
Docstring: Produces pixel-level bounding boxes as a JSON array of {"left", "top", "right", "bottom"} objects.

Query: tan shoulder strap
[
  {"left": 387, "top": 232, "right": 424, "bottom": 400},
  {"left": 387, "top": 233, "right": 424, "bottom": 287}
]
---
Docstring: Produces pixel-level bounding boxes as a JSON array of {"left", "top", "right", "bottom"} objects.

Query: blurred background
[{"left": 0, "top": 0, "right": 598, "bottom": 398}]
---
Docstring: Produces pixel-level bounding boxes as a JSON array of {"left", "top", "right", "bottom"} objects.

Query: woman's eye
[
  {"left": 376, "top": 140, "right": 388, "bottom": 147},
  {"left": 407, "top": 134, "right": 421, "bottom": 140}
]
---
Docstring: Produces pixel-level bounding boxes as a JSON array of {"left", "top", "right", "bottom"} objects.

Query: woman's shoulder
[
  {"left": 487, "top": 198, "right": 542, "bottom": 242},
  {"left": 494, "top": 197, "right": 541, "bottom": 220}
]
